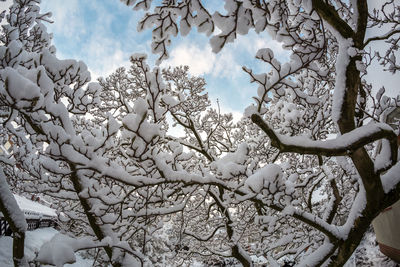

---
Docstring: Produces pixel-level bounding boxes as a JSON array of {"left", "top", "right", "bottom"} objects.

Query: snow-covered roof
[{"left": 0, "top": 194, "right": 57, "bottom": 219}]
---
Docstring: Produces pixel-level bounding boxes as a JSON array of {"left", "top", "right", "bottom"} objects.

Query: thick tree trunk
[
  {"left": 232, "top": 245, "right": 251, "bottom": 267},
  {"left": 303, "top": 1, "right": 400, "bottom": 265},
  {"left": 69, "top": 164, "right": 122, "bottom": 267},
  {"left": 329, "top": 187, "right": 400, "bottom": 267},
  {"left": 0, "top": 168, "right": 28, "bottom": 267}
]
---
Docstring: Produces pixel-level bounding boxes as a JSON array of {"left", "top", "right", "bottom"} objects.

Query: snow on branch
[
  {"left": 251, "top": 113, "right": 398, "bottom": 165},
  {"left": 0, "top": 168, "right": 27, "bottom": 233}
]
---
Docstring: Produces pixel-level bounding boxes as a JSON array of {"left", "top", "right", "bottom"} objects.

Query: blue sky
[
  {"left": 36, "top": 0, "right": 290, "bottom": 119},
  {"left": 0, "top": 0, "right": 398, "bottom": 119}
]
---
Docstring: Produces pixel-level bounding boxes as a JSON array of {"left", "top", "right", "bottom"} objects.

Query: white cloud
[
  {"left": 41, "top": 0, "right": 135, "bottom": 80},
  {"left": 212, "top": 101, "right": 243, "bottom": 122},
  {"left": 162, "top": 43, "right": 216, "bottom": 76},
  {"left": 236, "top": 32, "right": 288, "bottom": 58},
  {"left": 41, "top": 0, "right": 86, "bottom": 41},
  {"left": 88, "top": 48, "right": 130, "bottom": 81},
  {"left": 161, "top": 40, "right": 242, "bottom": 79},
  {"left": 160, "top": 32, "right": 289, "bottom": 116},
  {"left": 84, "top": 27, "right": 129, "bottom": 79},
  {"left": 213, "top": 48, "right": 242, "bottom": 77}
]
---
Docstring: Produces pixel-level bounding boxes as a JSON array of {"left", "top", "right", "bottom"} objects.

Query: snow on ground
[
  {"left": 0, "top": 219, "right": 396, "bottom": 267},
  {"left": 0, "top": 228, "right": 58, "bottom": 266},
  {"left": 344, "top": 229, "right": 398, "bottom": 267},
  {"left": 0, "top": 227, "right": 92, "bottom": 267},
  {"left": 1, "top": 228, "right": 397, "bottom": 266}
]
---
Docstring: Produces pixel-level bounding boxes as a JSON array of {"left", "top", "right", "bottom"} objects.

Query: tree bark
[
  {"left": 314, "top": 0, "right": 400, "bottom": 265},
  {"left": 0, "top": 168, "right": 28, "bottom": 267},
  {"left": 69, "top": 164, "right": 122, "bottom": 267}
]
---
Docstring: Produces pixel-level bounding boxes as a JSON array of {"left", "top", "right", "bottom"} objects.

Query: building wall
[{"left": 373, "top": 200, "right": 400, "bottom": 262}]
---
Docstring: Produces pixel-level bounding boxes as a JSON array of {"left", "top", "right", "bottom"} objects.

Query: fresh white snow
[
  {"left": 13, "top": 194, "right": 57, "bottom": 219},
  {"left": 0, "top": 228, "right": 93, "bottom": 267}
]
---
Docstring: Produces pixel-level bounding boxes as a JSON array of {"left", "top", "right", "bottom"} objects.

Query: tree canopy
[{"left": 0, "top": 0, "right": 399, "bottom": 266}]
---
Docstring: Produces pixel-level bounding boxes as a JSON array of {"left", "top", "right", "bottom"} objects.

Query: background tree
[{"left": 0, "top": 1, "right": 52, "bottom": 266}]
